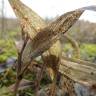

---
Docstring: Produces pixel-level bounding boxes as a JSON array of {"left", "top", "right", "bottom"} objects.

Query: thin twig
[
  {"left": 14, "top": 33, "right": 29, "bottom": 95},
  {"left": 17, "top": 34, "right": 29, "bottom": 75},
  {"left": 35, "top": 55, "right": 47, "bottom": 96}
]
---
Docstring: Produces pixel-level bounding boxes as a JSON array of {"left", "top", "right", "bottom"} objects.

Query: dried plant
[{"left": 6, "top": 0, "right": 96, "bottom": 96}]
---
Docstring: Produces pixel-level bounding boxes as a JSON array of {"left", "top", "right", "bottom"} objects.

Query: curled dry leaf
[
  {"left": 30, "top": 5, "right": 96, "bottom": 58},
  {"left": 23, "top": 10, "right": 84, "bottom": 62},
  {"left": 27, "top": 5, "right": 96, "bottom": 63}
]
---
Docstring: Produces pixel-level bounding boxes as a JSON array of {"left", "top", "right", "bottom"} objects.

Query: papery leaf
[
  {"left": 27, "top": 10, "right": 83, "bottom": 60},
  {"left": 59, "top": 56, "right": 96, "bottom": 87},
  {"left": 21, "top": 9, "right": 82, "bottom": 69},
  {"left": 8, "top": 0, "right": 60, "bottom": 65},
  {"left": 29, "top": 5, "right": 96, "bottom": 59},
  {"left": 8, "top": 0, "right": 46, "bottom": 39},
  {"left": 8, "top": 0, "right": 47, "bottom": 64}
]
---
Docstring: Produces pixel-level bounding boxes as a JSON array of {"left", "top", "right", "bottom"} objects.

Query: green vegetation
[
  {"left": 63, "top": 43, "right": 96, "bottom": 62},
  {"left": 0, "top": 87, "right": 14, "bottom": 96},
  {"left": 0, "top": 36, "right": 96, "bottom": 63},
  {"left": 0, "top": 68, "right": 16, "bottom": 87},
  {"left": 80, "top": 43, "right": 96, "bottom": 61},
  {"left": 0, "top": 39, "right": 17, "bottom": 63}
]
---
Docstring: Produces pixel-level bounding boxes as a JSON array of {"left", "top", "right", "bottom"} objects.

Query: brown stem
[
  {"left": 14, "top": 34, "right": 28, "bottom": 95},
  {"left": 17, "top": 35, "right": 28, "bottom": 75},
  {"left": 49, "top": 71, "right": 58, "bottom": 96},
  {"left": 19, "top": 59, "right": 33, "bottom": 77},
  {"left": 35, "top": 55, "right": 47, "bottom": 96},
  {"left": 14, "top": 79, "right": 22, "bottom": 95}
]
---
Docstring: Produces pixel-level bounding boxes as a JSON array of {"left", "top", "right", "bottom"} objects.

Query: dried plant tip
[{"left": 8, "top": 0, "right": 46, "bottom": 39}]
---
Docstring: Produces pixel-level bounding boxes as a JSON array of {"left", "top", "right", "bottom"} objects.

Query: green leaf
[{"left": 0, "top": 87, "right": 14, "bottom": 96}]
